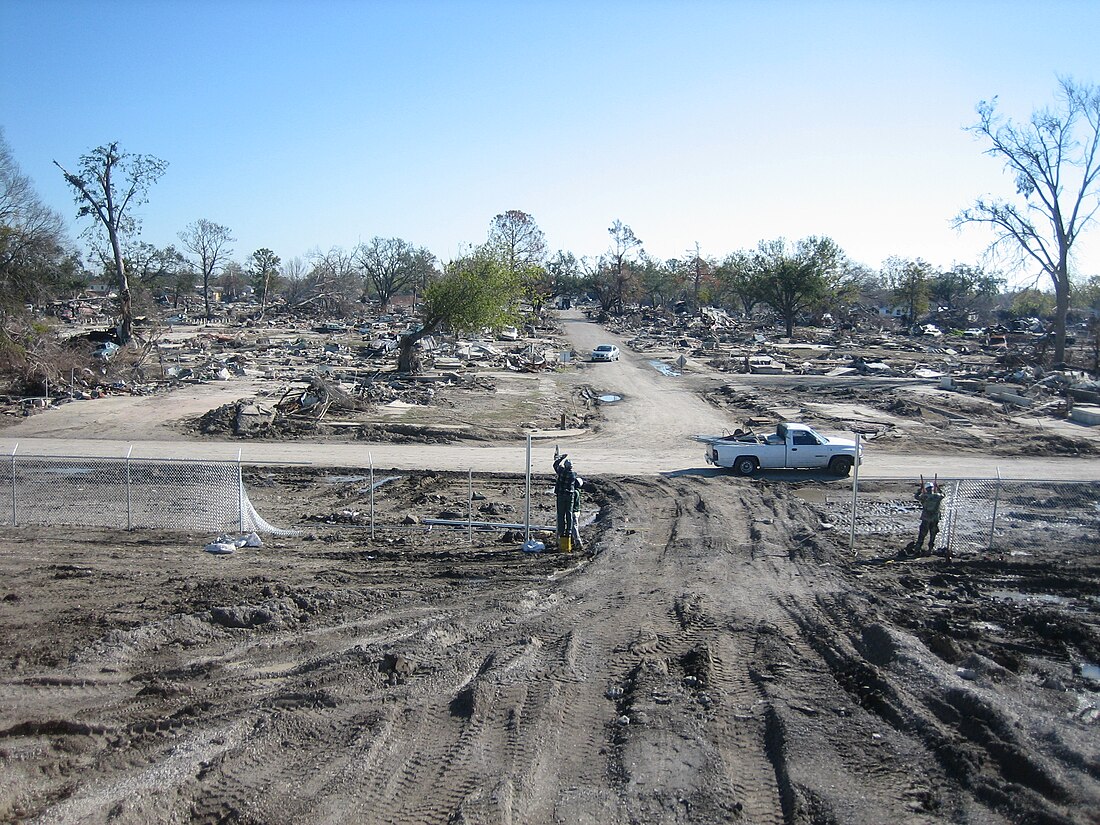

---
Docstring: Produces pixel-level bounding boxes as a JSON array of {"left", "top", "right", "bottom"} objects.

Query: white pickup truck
[{"left": 701, "top": 422, "right": 862, "bottom": 476}]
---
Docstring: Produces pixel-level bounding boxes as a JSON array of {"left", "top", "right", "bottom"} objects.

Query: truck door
[{"left": 788, "top": 430, "right": 828, "bottom": 468}]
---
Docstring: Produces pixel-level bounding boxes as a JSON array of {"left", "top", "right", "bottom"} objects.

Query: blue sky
[{"left": 4, "top": 0, "right": 1100, "bottom": 281}]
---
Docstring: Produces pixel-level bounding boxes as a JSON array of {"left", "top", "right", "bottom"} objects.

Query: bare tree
[
  {"left": 300, "top": 246, "right": 360, "bottom": 316},
  {"left": 357, "top": 237, "right": 436, "bottom": 310},
  {"left": 683, "top": 243, "right": 715, "bottom": 311},
  {"left": 607, "top": 220, "right": 642, "bottom": 313},
  {"left": 1, "top": 129, "right": 73, "bottom": 317},
  {"left": 487, "top": 210, "right": 547, "bottom": 275},
  {"left": 179, "top": 219, "right": 235, "bottom": 319},
  {"left": 54, "top": 142, "right": 167, "bottom": 343},
  {"left": 218, "top": 260, "right": 246, "bottom": 303},
  {"left": 956, "top": 77, "right": 1100, "bottom": 362}
]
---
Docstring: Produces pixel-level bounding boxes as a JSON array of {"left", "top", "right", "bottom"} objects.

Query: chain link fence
[
  {"left": 830, "top": 477, "right": 1100, "bottom": 556},
  {"left": 0, "top": 453, "right": 292, "bottom": 534},
  {"left": 0, "top": 450, "right": 1094, "bottom": 554}
]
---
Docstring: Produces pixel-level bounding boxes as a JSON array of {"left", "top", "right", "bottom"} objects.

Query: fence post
[
  {"left": 369, "top": 452, "right": 375, "bottom": 541},
  {"left": 10, "top": 443, "right": 17, "bottom": 527},
  {"left": 237, "top": 449, "right": 244, "bottom": 533},
  {"left": 125, "top": 445, "right": 133, "bottom": 531},
  {"left": 988, "top": 467, "right": 1002, "bottom": 551},
  {"left": 946, "top": 480, "right": 961, "bottom": 558},
  {"left": 524, "top": 435, "right": 532, "bottom": 543},
  {"left": 468, "top": 468, "right": 473, "bottom": 545},
  {"left": 849, "top": 432, "right": 860, "bottom": 555}
]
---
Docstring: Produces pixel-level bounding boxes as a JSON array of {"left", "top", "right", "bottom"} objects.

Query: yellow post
[{"left": 559, "top": 535, "right": 572, "bottom": 553}]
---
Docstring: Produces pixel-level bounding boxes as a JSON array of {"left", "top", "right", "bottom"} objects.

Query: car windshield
[{"left": 596, "top": 346, "right": 612, "bottom": 351}]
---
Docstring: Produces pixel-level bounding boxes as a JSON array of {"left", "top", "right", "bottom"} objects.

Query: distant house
[{"left": 85, "top": 282, "right": 116, "bottom": 298}]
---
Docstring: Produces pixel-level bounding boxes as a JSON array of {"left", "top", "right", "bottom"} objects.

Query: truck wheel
[
  {"left": 734, "top": 456, "right": 759, "bottom": 476},
  {"left": 829, "top": 456, "right": 853, "bottom": 477}
]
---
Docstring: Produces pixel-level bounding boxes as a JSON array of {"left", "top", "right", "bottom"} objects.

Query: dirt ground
[
  {"left": 1, "top": 310, "right": 1099, "bottom": 824},
  {"left": 1, "top": 468, "right": 1098, "bottom": 824}
]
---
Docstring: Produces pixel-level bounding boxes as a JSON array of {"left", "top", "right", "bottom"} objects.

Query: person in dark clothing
[
  {"left": 914, "top": 481, "right": 945, "bottom": 555},
  {"left": 553, "top": 452, "right": 582, "bottom": 552}
]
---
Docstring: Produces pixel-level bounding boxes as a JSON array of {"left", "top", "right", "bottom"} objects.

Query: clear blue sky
[{"left": 4, "top": 0, "right": 1100, "bottom": 281}]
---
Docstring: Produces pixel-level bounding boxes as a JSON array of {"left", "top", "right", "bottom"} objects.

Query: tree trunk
[
  {"left": 397, "top": 335, "right": 421, "bottom": 373},
  {"left": 108, "top": 228, "right": 132, "bottom": 344},
  {"left": 398, "top": 325, "right": 434, "bottom": 373},
  {"left": 1053, "top": 267, "right": 1069, "bottom": 364},
  {"left": 784, "top": 311, "right": 794, "bottom": 337},
  {"left": 258, "top": 274, "right": 269, "bottom": 320}
]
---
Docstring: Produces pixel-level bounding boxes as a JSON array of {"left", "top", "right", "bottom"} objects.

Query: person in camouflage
[{"left": 914, "top": 481, "right": 945, "bottom": 555}]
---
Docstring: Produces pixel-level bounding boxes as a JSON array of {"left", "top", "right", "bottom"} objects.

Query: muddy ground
[
  {"left": 1, "top": 309, "right": 1098, "bottom": 823},
  {"left": 2, "top": 468, "right": 1098, "bottom": 824}
]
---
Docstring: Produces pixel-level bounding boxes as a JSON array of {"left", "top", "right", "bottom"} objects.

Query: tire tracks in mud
[{"left": 4, "top": 476, "right": 1099, "bottom": 824}]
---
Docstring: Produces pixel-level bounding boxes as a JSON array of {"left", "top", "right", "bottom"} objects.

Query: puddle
[
  {"left": 648, "top": 360, "right": 681, "bottom": 377},
  {"left": 324, "top": 474, "right": 402, "bottom": 490},
  {"left": 989, "top": 590, "right": 1072, "bottom": 607},
  {"left": 597, "top": 394, "right": 622, "bottom": 404},
  {"left": 1081, "top": 663, "right": 1100, "bottom": 681}
]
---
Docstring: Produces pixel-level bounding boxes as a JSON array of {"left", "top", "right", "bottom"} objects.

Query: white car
[{"left": 591, "top": 344, "right": 620, "bottom": 362}]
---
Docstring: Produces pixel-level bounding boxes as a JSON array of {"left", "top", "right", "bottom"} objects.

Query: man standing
[
  {"left": 913, "top": 480, "right": 946, "bottom": 557},
  {"left": 553, "top": 451, "right": 577, "bottom": 553}
]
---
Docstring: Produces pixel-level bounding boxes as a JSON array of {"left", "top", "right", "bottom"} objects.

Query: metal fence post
[
  {"left": 237, "top": 449, "right": 244, "bottom": 533},
  {"left": 988, "top": 468, "right": 1002, "bottom": 551},
  {"left": 126, "top": 445, "right": 133, "bottom": 531},
  {"left": 524, "top": 435, "right": 532, "bottom": 543},
  {"left": 849, "top": 432, "right": 860, "bottom": 555},
  {"left": 946, "top": 480, "right": 961, "bottom": 557},
  {"left": 10, "top": 443, "right": 17, "bottom": 527},
  {"left": 369, "top": 452, "right": 375, "bottom": 541}
]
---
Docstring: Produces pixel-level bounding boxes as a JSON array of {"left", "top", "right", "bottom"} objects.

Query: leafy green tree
[
  {"left": 881, "top": 257, "right": 933, "bottom": 325},
  {"left": 179, "top": 219, "right": 234, "bottom": 319},
  {"left": 54, "top": 142, "right": 168, "bottom": 343},
  {"left": 715, "top": 251, "right": 763, "bottom": 316},
  {"left": 100, "top": 241, "right": 189, "bottom": 312},
  {"left": 358, "top": 237, "right": 436, "bottom": 311},
  {"left": 1010, "top": 288, "right": 1056, "bottom": 318},
  {"left": 398, "top": 249, "right": 521, "bottom": 373},
  {"left": 754, "top": 237, "right": 846, "bottom": 336},
  {"left": 587, "top": 258, "right": 618, "bottom": 314},
  {"left": 248, "top": 248, "right": 282, "bottom": 317},
  {"left": 928, "top": 263, "right": 1004, "bottom": 314},
  {"left": 956, "top": 77, "right": 1100, "bottom": 362},
  {"left": 546, "top": 250, "right": 584, "bottom": 298},
  {"left": 486, "top": 212, "right": 550, "bottom": 313}
]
